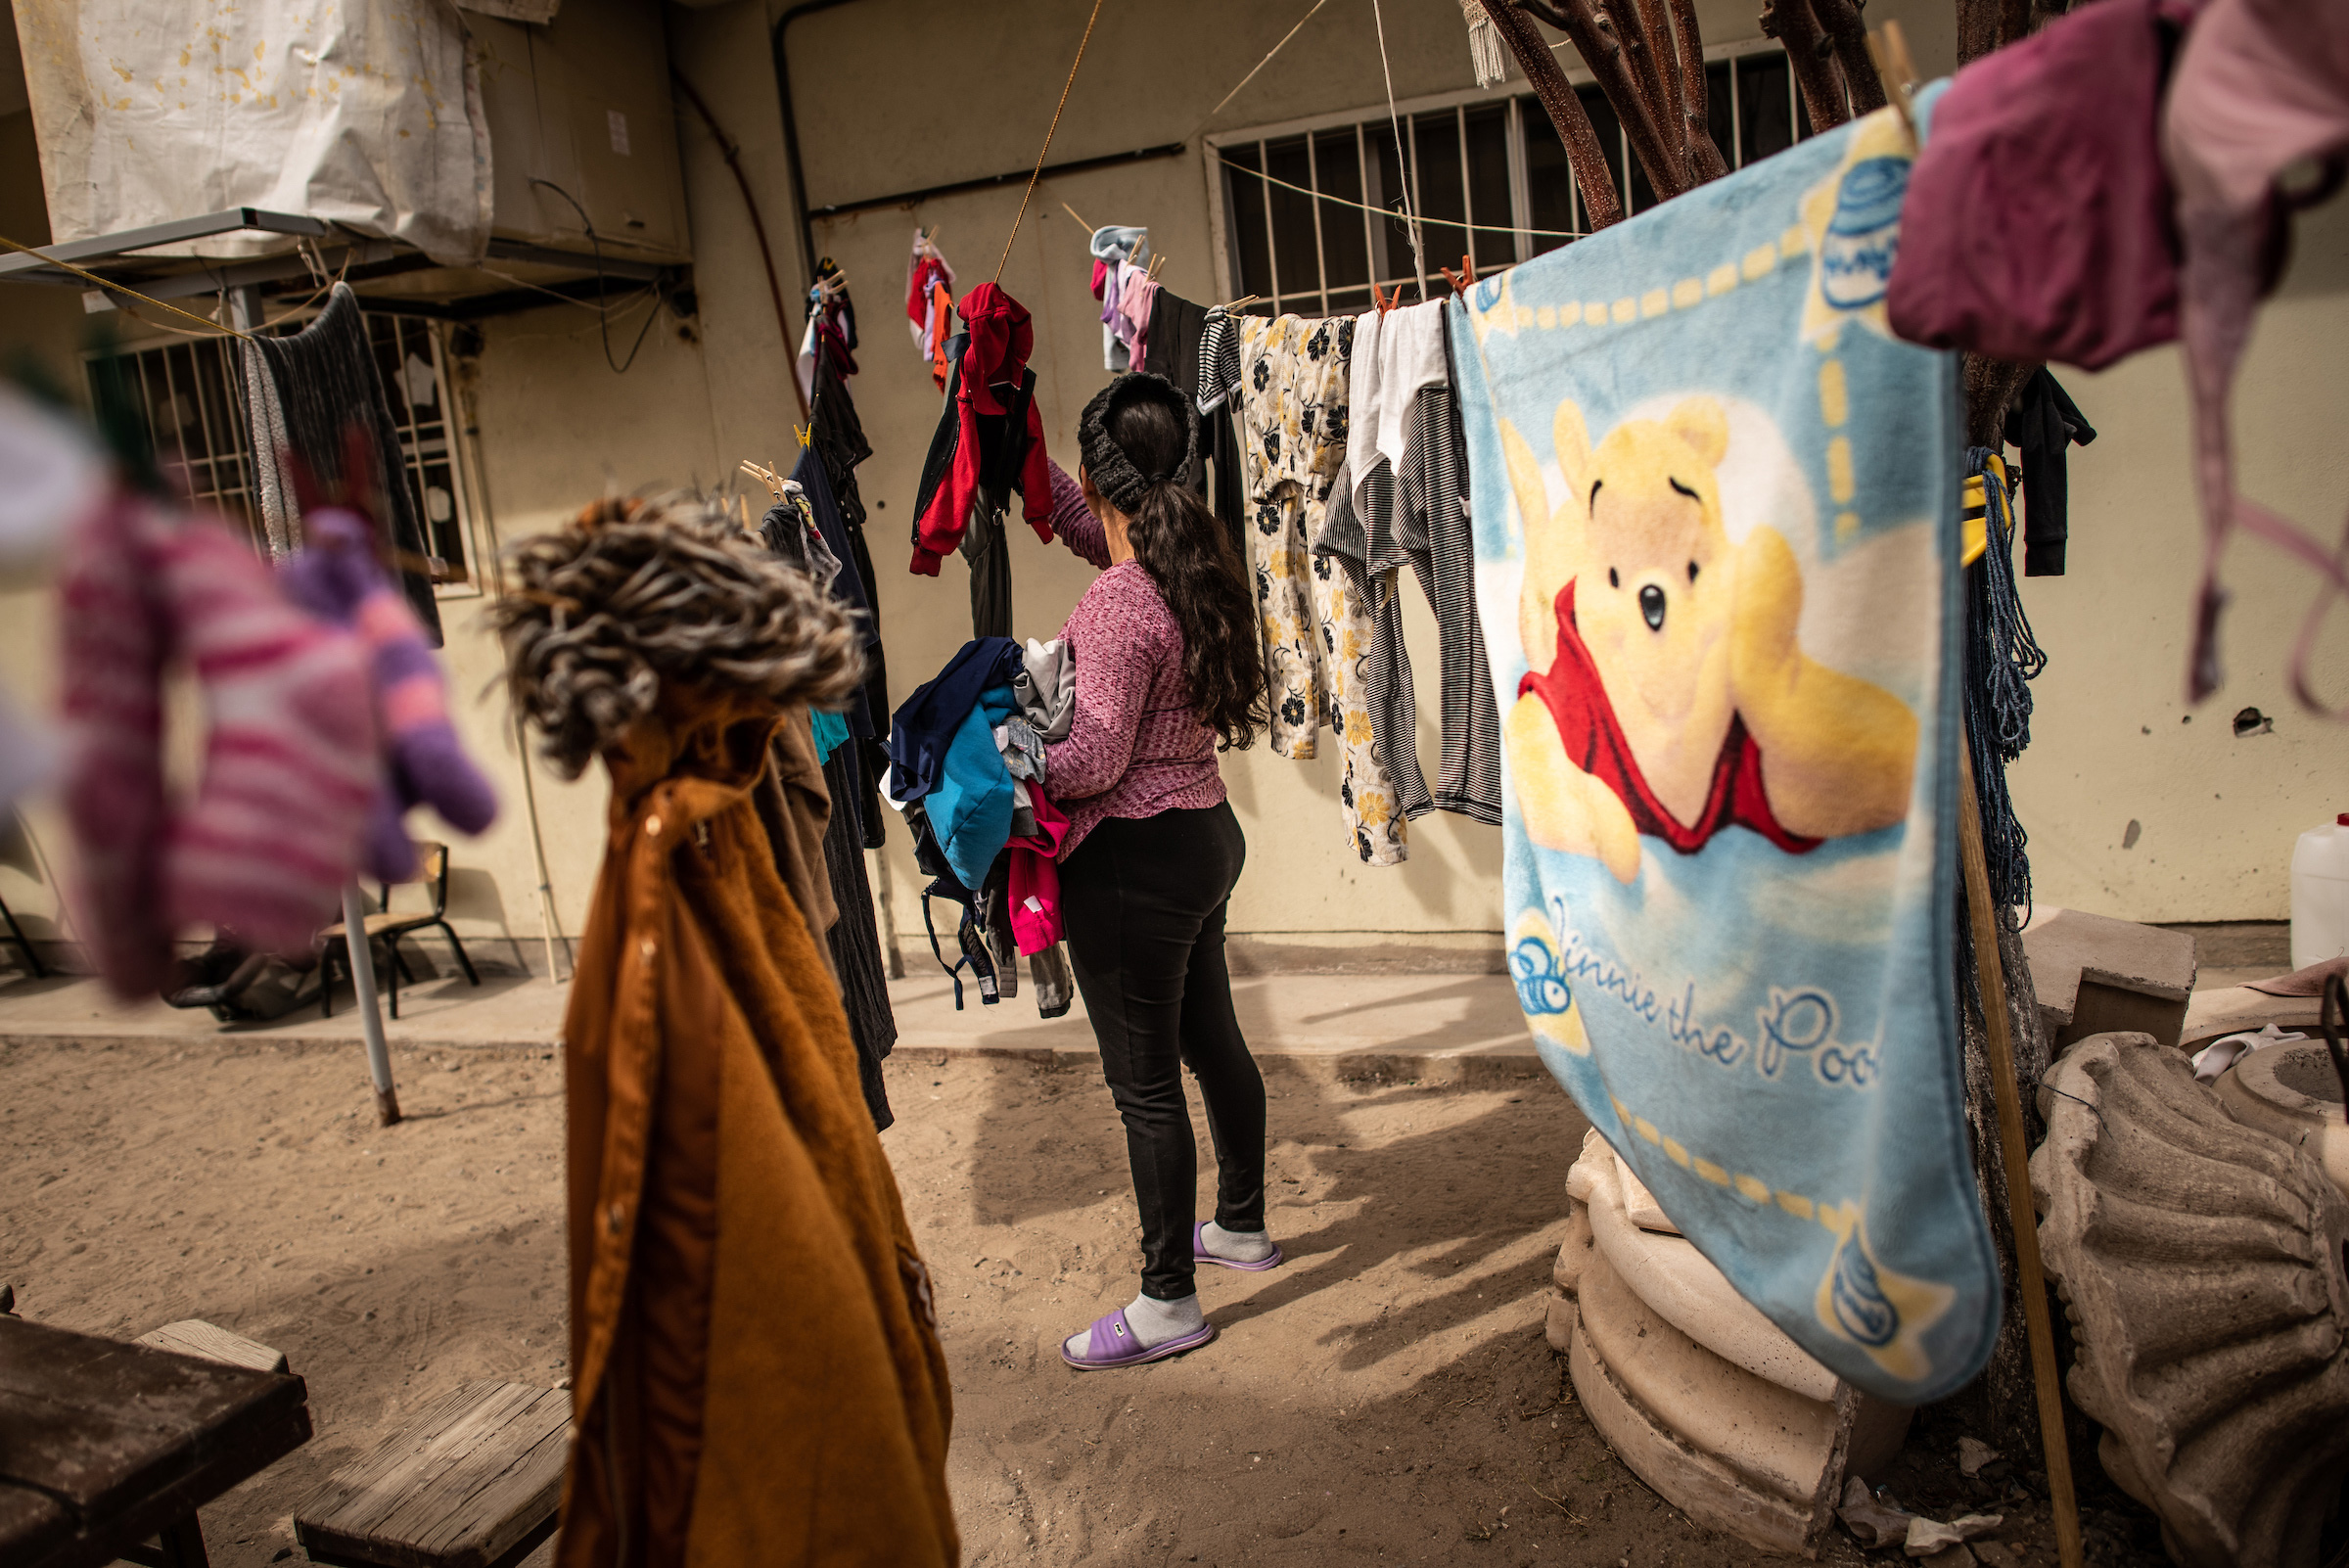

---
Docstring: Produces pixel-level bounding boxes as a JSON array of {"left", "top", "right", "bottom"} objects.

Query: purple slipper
[
  {"left": 1060, "top": 1309, "right": 1216, "bottom": 1370},
  {"left": 1193, "top": 1220, "right": 1284, "bottom": 1271}
]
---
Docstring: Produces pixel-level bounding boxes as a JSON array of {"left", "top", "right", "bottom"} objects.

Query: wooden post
[{"left": 1956, "top": 744, "right": 2082, "bottom": 1568}]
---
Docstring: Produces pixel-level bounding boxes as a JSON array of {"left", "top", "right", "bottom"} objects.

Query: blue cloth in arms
[
  {"left": 930, "top": 685, "right": 1018, "bottom": 892},
  {"left": 1451, "top": 87, "right": 1995, "bottom": 1403}
]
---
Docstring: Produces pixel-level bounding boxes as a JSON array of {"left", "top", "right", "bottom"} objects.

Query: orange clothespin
[
  {"left": 1438, "top": 254, "right": 1477, "bottom": 298},
  {"left": 1372, "top": 281, "right": 1398, "bottom": 316}
]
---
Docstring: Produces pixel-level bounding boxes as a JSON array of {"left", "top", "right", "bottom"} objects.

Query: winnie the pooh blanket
[{"left": 1452, "top": 96, "right": 1994, "bottom": 1404}]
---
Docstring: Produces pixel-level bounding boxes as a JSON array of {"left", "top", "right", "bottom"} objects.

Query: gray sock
[
  {"left": 1066, "top": 1291, "right": 1203, "bottom": 1360},
  {"left": 1202, "top": 1220, "right": 1275, "bottom": 1263}
]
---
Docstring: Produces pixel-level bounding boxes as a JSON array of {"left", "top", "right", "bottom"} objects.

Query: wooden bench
[
  {"left": 0, "top": 1315, "right": 311, "bottom": 1568},
  {"left": 134, "top": 1320, "right": 289, "bottom": 1376},
  {"left": 293, "top": 1381, "right": 568, "bottom": 1568}
]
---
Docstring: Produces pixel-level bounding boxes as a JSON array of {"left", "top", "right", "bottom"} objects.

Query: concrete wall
[{"left": 0, "top": 0, "right": 2341, "bottom": 984}]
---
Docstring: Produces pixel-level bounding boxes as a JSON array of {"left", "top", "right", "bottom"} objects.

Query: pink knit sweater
[{"left": 1041, "top": 463, "right": 1226, "bottom": 860}]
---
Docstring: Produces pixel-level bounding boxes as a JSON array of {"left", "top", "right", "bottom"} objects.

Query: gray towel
[{"left": 1018, "top": 636, "right": 1076, "bottom": 741}]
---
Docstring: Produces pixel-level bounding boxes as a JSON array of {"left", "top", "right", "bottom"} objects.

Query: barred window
[
  {"left": 1213, "top": 44, "right": 1816, "bottom": 316},
  {"left": 87, "top": 314, "right": 484, "bottom": 592}
]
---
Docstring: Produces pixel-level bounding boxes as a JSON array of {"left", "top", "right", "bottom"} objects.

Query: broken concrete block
[
  {"left": 1543, "top": 1289, "right": 1578, "bottom": 1355},
  {"left": 2214, "top": 1038, "right": 2349, "bottom": 1201},
  {"left": 1557, "top": 1129, "right": 1911, "bottom": 1558},
  {"left": 2020, "top": 906, "right": 2195, "bottom": 1050},
  {"left": 1907, "top": 1512, "right": 2003, "bottom": 1554},
  {"left": 2031, "top": 1033, "right": 2349, "bottom": 1568}
]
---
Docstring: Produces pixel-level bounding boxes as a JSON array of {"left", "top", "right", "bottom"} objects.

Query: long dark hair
[{"left": 1098, "top": 390, "right": 1266, "bottom": 750}]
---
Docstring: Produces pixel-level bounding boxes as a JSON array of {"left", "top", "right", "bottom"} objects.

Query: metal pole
[{"left": 342, "top": 882, "right": 401, "bottom": 1126}]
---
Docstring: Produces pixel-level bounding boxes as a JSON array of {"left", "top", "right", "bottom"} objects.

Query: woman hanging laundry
[{"left": 1038, "top": 372, "right": 1284, "bottom": 1370}]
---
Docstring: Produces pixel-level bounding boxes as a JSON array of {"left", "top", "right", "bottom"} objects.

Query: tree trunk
[
  {"left": 1954, "top": 819, "right": 2057, "bottom": 1462},
  {"left": 1482, "top": 0, "right": 1627, "bottom": 228},
  {"left": 1668, "top": 0, "right": 1729, "bottom": 181},
  {"left": 1526, "top": 0, "right": 1691, "bottom": 202},
  {"left": 1808, "top": 0, "right": 1888, "bottom": 115},
  {"left": 1759, "top": 0, "right": 1852, "bottom": 132}
]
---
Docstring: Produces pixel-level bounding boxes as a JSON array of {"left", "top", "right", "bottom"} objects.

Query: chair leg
[
  {"left": 0, "top": 898, "right": 45, "bottom": 980},
  {"left": 320, "top": 945, "right": 338, "bottom": 1019},
  {"left": 385, "top": 937, "right": 400, "bottom": 1021},
  {"left": 438, "top": 922, "right": 481, "bottom": 987}
]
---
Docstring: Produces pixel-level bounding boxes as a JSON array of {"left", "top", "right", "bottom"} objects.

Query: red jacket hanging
[{"left": 909, "top": 282, "right": 1055, "bottom": 576}]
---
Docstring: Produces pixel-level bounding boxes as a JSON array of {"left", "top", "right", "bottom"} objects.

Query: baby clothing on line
[{"left": 1234, "top": 312, "right": 1409, "bottom": 866}]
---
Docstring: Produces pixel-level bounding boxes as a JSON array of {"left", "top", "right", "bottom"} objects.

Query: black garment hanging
[
  {"left": 821, "top": 741, "right": 898, "bottom": 1130},
  {"left": 809, "top": 346, "right": 892, "bottom": 845},
  {"left": 1145, "top": 289, "right": 1248, "bottom": 560},
  {"left": 248, "top": 284, "right": 442, "bottom": 642},
  {"left": 792, "top": 447, "right": 883, "bottom": 741},
  {"left": 912, "top": 332, "right": 1038, "bottom": 640},
  {"left": 2003, "top": 367, "right": 2096, "bottom": 577}
]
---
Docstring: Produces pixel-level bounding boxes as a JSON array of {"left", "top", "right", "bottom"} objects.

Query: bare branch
[
  {"left": 1480, "top": 0, "right": 1627, "bottom": 229},
  {"left": 1808, "top": 0, "right": 1885, "bottom": 114},
  {"left": 1669, "top": 0, "right": 1729, "bottom": 181},
  {"left": 1758, "top": 0, "right": 1852, "bottom": 133},
  {"left": 1533, "top": 0, "right": 1690, "bottom": 201},
  {"left": 1630, "top": 0, "right": 1692, "bottom": 182},
  {"left": 1957, "top": 0, "right": 2033, "bottom": 65}
]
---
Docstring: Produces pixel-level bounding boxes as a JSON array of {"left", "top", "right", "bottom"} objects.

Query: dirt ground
[{"left": 0, "top": 1034, "right": 2171, "bottom": 1567}]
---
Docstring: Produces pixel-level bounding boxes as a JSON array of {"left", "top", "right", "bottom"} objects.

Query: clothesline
[{"left": 1217, "top": 153, "right": 1587, "bottom": 240}]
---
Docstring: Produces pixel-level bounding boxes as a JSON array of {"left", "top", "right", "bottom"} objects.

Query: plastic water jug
[{"left": 2290, "top": 813, "right": 2349, "bottom": 970}]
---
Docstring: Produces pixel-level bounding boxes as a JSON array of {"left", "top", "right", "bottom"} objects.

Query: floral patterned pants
[{"left": 1237, "top": 315, "right": 1408, "bottom": 866}]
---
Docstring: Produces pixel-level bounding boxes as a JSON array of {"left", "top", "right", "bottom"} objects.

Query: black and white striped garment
[{"left": 1196, "top": 306, "right": 1243, "bottom": 413}]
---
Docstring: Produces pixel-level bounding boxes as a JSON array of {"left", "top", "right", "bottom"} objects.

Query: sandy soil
[{"left": 0, "top": 1034, "right": 2168, "bottom": 1567}]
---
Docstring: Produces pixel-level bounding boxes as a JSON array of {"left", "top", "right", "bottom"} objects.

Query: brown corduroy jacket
[{"left": 556, "top": 692, "right": 957, "bottom": 1568}]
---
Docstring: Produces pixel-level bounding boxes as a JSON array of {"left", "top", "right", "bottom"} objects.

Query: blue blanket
[{"left": 1451, "top": 92, "right": 1995, "bottom": 1403}]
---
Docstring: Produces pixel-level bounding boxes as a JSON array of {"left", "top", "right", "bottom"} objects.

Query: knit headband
[{"left": 1077, "top": 372, "right": 1197, "bottom": 516}]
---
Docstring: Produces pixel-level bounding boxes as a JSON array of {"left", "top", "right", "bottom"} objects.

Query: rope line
[
  {"left": 1189, "top": 0, "right": 1332, "bottom": 142},
  {"left": 1369, "top": 0, "right": 1430, "bottom": 301},
  {"left": 995, "top": 0, "right": 1109, "bottom": 285},
  {"left": 0, "top": 232, "right": 255, "bottom": 340},
  {"left": 1219, "top": 152, "right": 1587, "bottom": 239}
]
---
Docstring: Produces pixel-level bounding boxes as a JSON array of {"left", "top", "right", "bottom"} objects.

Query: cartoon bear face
[{"left": 1508, "top": 397, "right": 1733, "bottom": 727}]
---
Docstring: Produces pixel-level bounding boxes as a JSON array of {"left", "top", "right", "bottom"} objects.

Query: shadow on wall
[{"left": 443, "top": 865, "right": 534, "bottom": 976}]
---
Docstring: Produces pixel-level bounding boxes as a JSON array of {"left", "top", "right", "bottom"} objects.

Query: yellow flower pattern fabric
[{"left": 1234, "top": 313, "right": 1407, "bottom": 866}]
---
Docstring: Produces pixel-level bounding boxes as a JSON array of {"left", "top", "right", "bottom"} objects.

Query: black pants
[{"left": 1060, "top": 803, "right": 1265, "bottom": 1301}]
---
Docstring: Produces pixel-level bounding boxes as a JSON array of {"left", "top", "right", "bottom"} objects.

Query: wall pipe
[{"left": 772, "top": 0, "right": 862, "bottom": 300}]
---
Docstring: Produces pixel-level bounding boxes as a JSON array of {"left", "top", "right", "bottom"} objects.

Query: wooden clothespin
[
  {"left": 738, "top": 458, "right": 785, "bottom": 501},
  {"left": 1215, "top": 293, "right": 1262, "bottom": 313},
  {"left": 1867, "top": 21, "right": 1921, "bottom": 146}
]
